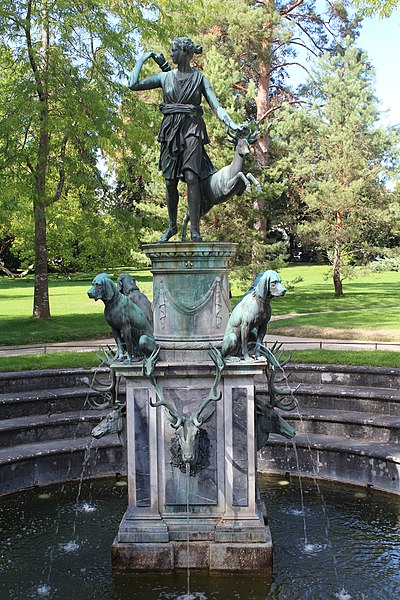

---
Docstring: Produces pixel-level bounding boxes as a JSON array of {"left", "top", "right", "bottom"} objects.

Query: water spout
[{"left": 186, "top": 462, "right": 191, "bottom": 597}]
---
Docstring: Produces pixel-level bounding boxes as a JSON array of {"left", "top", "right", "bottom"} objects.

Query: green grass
[
  {"left": 289, "top": 349, "right": 400, "bottom": 368},
  {"left": 0, "top": 351, "right": 100, "bottom": 372},
  {"left": 233, "top": 265, "right": 400, "bottom": 314},
  {"left": 268, "top": 308, "right": 400, "bottom": 341},
  {"left": 1, "top": 348, "right": 399, "bottom": 372},
  {"left": 0, "top": 271, "right": 152, "bottom": 346},
  {"left": 1, "top": 264, "right": 400, "bottom": 347}
]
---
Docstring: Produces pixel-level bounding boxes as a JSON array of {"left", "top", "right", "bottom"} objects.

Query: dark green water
[{"left": 0, "top": 475, "right": 399, "bottom": 600}]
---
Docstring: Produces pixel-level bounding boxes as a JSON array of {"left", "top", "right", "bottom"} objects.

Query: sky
[{"left": 357, "top": 9, "right": 400, "bottom": 126}]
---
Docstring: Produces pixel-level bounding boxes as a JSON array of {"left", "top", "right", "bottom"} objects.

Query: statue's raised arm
[
  {"left": 128, "top": 51, "right": 171, "bottom": 91},
  {"left": 202, "top": 77, "right": 243, "bottom": 132}
]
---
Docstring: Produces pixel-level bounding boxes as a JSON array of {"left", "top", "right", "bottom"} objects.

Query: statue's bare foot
[
  {"left": 190, "top": 230, "right": 203, "bottom": 242},
  {"left": 158, "top": 226, "right": 177, "bottom": 243}
]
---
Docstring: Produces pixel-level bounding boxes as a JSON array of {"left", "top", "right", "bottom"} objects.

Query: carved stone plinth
[
  {"left": 111, "top": 360, "right": 273, "bottom": 574},
  {"left": 143, "top": 242, "right": 236, "bottom": 361},
  {"left": 111, "top": 242, "right": 272, "bottom": 574}
]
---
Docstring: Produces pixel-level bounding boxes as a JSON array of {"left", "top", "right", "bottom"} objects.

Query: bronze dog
[
  {"left": 221, "top": 270, "right": 286, "bottom": 360},
  {"left": 117, "top": 272, "right": 153, "bottom": 328},
  {"left": 88, "top": 273, "right": 156, "bottom": 362}
]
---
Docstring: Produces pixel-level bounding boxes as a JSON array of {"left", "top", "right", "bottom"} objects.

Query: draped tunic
[
  {"left": 157, "top": 69, "right": 216, "bottom": 180},
  {"left": 129, "top": 64, "right": 235, "bottom": 181}
]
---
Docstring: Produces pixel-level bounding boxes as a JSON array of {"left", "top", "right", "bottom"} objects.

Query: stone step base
[
  {"left": 259, "top": 433, "right": 400, "bottom": 494},
  {"left": 257, "top": 383, "right": 400, "bottom": 415},
  {"left": 111, "top": 538, "right": 273, "bottom": 574},
  {"left": 0, "top": 409, "right": 108, "bottom": 447},
  {"left": 0, "top": 435, "right": 126, "bottom": 496},
  {"left": 285, "top": 408, "right": 400, "bottom": 443},
  {"left": 0, "top": 386, "right": 125, "bottom": 419},
  {"left": 285, "top": 364, "right": 400, "bottom": 389},
  {"left": 0, "top": 368, "right": 104, "bottom": 394}
]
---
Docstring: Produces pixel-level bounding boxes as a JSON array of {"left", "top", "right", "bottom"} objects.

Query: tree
[
  {"left": 119, "top": 1, "right": 358, "bottom": 273},
  {"left": 0, "top": 1, "right": 152, "bottom": 317},
  {"left": 273, "top": 40, "right": 399, "bottom": 296},
  {"left": 352, "top": 0, "right": 399, "bottom": 17}
]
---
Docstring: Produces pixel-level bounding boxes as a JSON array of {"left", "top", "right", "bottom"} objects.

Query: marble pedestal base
[
  {"left": 110, "top": 359, "right": 273, "bottom": 574},
  {"left": 110, "top": 242, "right": 272, "bottom": 574},
  {"left": 112, "top": 537, "right": 273, "bottom": 574}
]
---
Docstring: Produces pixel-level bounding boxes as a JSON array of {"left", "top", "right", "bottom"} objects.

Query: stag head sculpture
[{"left": 144, "top": 345, "right": 225, "bottom": 473}]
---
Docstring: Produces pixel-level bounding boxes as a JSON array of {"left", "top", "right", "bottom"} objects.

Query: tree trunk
[
  {"left": 252, "top": 22, "right": 274, "bottom": 262},
  {"left": 33, "top": 200, "right": 50, "bottom": 317},
  {"left": 33, "top": 0, "right": 51, "bottom": 318},
  {"left": 255, "top": 60, "right": 271, "bottom": 168},
  {"left": 333, "top": 211, "right": 343, "bottom": 298}
]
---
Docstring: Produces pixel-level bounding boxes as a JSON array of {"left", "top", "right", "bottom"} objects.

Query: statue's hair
[{"left": 172, "top": 36, "right": 202, "bottom": 56}]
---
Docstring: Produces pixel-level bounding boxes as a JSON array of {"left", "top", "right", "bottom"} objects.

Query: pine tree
[{"left": 274, "top": 39, "right": 399, "bottom": 296}]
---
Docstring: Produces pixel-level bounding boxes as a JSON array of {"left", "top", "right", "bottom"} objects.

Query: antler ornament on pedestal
[{"left": 144, "top": 345, "right": 225, "bottom": 474}]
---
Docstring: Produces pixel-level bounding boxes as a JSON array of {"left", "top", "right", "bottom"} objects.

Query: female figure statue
[{"left": 128, "top": 36, "right": 243, "bottom": 242}]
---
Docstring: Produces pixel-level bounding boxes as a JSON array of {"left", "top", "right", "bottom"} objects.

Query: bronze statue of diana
[{"left": 128, "top": 36, "right": 244, "bottom": 243}]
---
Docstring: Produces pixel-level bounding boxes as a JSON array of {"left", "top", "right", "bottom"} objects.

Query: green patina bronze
[
  {"left": 128, "top": 36, "right": 246, "bottom": 242},
  {"left": 221, "top": 270, "right": 287, "bottom": 360},
  {"left": 87, "top": 273, "right": 155, "bottom": 362}
]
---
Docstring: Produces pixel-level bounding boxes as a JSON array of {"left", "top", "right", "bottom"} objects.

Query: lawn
[
  {"left": 1, "top": 264, "right": 399, "bottom": 346},
  {"left": 289, "top": 349, "right": 400, "bottom": 368},
  {"left": 1, "top": 348, "right": 399, "bottom": 372},
  {"left": 0, "top": 270, "right": 152, "bottom": 346},
  {"left": 265, "top": 265, "right": 400, "bottom": 342},
  {"left": 0, "top": 351, "right": 101, "bottom": 372}
]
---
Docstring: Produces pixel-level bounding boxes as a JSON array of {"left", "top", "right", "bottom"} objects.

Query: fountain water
[{"left": 1, "top": 475, "right": 399, "bottom": 599}]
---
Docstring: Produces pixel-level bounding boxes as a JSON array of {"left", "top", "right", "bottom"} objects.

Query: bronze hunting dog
[
  {"left": 88, "top": 273, "right": 156, "bottom": 362},
  {"left": 221, "top": 270, "right": 286, "bottom": 360}
]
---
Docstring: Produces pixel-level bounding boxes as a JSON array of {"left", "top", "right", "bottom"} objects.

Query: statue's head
[{"left": 171, "top": 36, "right": 202, "bottom": 62}]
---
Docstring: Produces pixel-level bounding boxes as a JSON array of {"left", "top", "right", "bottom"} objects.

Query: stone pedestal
[
  {"left": 111, "top": 243, "right": 273, "bottom": 574},
  {"left": 143, "top": 242, "right": 235, "bottom": 361}
]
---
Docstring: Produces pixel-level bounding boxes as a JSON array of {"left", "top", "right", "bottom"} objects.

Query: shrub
[{"left": 368, "top": 257, "right": 400, "bottom": 272}]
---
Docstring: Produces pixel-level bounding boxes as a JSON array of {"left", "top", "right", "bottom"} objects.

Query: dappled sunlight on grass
[
  {"left": 290, "top": 350, "right": 400, "bottom": 368},
  {"left": 1, "top": 265, "right": 400, "bottom": 346}
]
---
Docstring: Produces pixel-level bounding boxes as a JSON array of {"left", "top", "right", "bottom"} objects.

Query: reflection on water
[{"left": 0, "top": 475, "right": 399, "bottom": 600}]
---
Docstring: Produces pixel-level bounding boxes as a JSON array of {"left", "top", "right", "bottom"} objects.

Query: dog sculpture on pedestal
[
  {"left": 221, "top": 270, "right": 286, "bottom": 360},
  {"left": 88, "top": 273, "right": 156, "bottom": 362},
  {"left": 117, "top": 272, "right": 153, "bottom": 327}
]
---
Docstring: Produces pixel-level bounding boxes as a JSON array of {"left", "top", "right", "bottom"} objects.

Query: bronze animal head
[
  {"left": 87, "top": 273, "right": 117, "bottom": 302},
  {"left": 254, "top": 270, "right": 286, "bottom": 299},
  {"left": 117, "top": 272, "right": 139, "bottom": 295},
  {"left": 144, "top": 346, "right": 224, "bottom": 472}
]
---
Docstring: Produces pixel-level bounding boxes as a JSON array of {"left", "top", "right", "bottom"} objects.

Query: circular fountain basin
[{"left": 0, "top": 475, "right": 399, "bottom": 600}]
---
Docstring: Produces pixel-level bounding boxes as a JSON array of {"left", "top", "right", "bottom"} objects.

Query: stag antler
[
  {"left": 267, "top": 366, "right": 299, "bottom": 410},
  {"left": 89, "top": 359, "right": 121, "bottom": 409},
  {"left": 247, "top": 120, "right": 261, "bottom": 144},
  {"left": 144, "top": 347, "right": 184, "bottom": 429},
  {"left": 143, "top": 345, "right": 225, "bottom": 431},
  {"left": 192, "top": 345, "right": 225, "bottom": 427},
  {"left": 257, "top": 342, "right": 299, "bottom": 410},
  {"left": 225, "top": 120, "right": 260, "bottom": 143}
]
